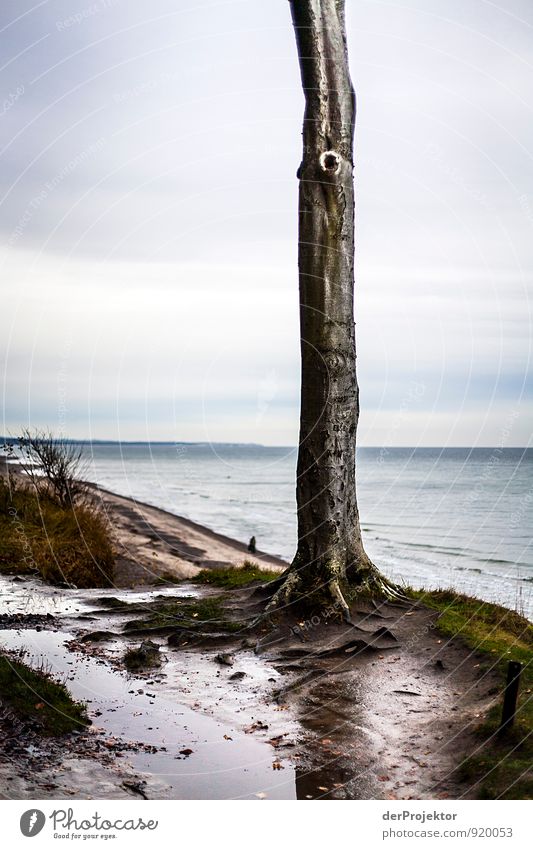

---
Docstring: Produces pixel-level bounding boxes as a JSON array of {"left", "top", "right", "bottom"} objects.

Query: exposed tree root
[
  {"left": 151, "top": 561, "right": 409, "bottom": 652},
  {"left": 273, "top": 630, "right": 399, "bottom": 663},
  {"left": 329, "top": 579, "right": 351, "bottom": 622},
  {"left": 263, "top": 558, "right": 408, "bottom": 621},
  {"left": 265, "top": 568, "right": 303, "bottom": 614}
]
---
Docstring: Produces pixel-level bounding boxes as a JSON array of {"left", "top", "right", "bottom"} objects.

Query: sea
[{"left": 79, "top": 443, "right": 533, "bottom": 619}]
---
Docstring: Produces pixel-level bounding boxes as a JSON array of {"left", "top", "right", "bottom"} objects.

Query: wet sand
[
  {"left": 0, "top": 469, "right": 502, "bottom": 800},
  {"left": 92, "top": 482, "right": 286, "bottom": 586}
]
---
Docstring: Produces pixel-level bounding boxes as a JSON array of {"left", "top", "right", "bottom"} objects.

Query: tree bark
[{"left": 271, "top": 0, "right": 392, "bottom": 616}]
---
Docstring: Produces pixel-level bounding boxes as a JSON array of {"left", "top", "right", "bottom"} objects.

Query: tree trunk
[{"left": 271, "top": 0, "right": 391, "bottom": 617}]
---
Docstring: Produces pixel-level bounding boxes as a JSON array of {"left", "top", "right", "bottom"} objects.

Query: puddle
[
  {"left": 0, "top": 628, "right": 296, "bottom": 799},
  {"left": 0, "top": 576, "right": 199, "bottom": 618}
]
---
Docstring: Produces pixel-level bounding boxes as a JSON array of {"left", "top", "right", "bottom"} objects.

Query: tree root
[
  {"left": 329, "top": 579, "right": 351, "bottom": 622},
  {"left": 265, "top": 569, "right": 303, "bottom": 615},
  {"left": 263, "top": 561, "right": 408, "bottom": 620},
  {"left": 274, "top": 630, "right": 399, "bottom": 662}
]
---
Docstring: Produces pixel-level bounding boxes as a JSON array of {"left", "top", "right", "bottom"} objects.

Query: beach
[
  {"left": 1, "top": 458, "right": 531, "bottom": 801},
  {"left": 81, "top": 443, "right": 533, "bottom": 617},
  {"left": 93, "top": 483, "right": 286, "bottom": 587}
]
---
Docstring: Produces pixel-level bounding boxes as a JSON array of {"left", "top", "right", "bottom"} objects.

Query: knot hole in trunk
[{"left": 320, "top": 150, "right": 341, "bottom": 175}]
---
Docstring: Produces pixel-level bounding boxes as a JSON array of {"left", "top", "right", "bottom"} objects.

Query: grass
[
  {"left": 123, "top": 643, "right": 161, "bottom": 671},
  {"left": 0, "top": 651, "right": 89, "bottom": 736},
  {"left": 0, "top": 475, "right": 115, "bottom": 588},
  {"left": 412, "top": 589, "right": 533, "bottom": 799},
  {"left": 193, "top": 560, "right": 280, "bottom": 588},
  {"left": 122, "top": 595, "right": 242, "bottom": 632}
]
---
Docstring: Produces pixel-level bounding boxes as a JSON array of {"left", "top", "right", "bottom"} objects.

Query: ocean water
[{"left": 81, "top": 443, "right": 532, "bottom": 618}]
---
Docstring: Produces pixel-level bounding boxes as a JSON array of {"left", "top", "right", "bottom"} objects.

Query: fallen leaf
[
  {"left": 378, "top": 775, "right": 390, "bottom": 782},
  {"left": 272, "top": 761, "right": 284, "bottom": 770},
  {"left": 244, "top": 720, "right": 269, "bottom": 734},
  {"left": 223, "top": 735, "right": 233, "bottom": 741}
]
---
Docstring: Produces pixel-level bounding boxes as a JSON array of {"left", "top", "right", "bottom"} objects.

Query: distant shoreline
[
  {"left": 90, "top": 480, "right": 288, "bottom": 580},
  {"left": 3, "top": 440, "right": 531, "bottom": 450},
  {"left": 1, "top": 456, "right": 287, "bottom": 582}
]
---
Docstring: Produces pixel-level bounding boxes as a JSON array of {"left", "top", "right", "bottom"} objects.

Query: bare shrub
[
  {"left": 6, "top": 429, "right": 89, "bottom": 508},
  {"left": 1, "top": 431, "right": 115, "bottom": 587}
]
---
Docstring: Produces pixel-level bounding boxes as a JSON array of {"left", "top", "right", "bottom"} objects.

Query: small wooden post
[{"left": 498, "top": 660, "right": 522, "bottom": 736}]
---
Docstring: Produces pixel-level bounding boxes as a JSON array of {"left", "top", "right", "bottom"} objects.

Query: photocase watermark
[
  {"left": 464, "top": 407, "right": 520, "bottom": 508},
  {"left": 404, "top": 617, "right": 436, "bottom": 652},
  {"left": 19, "top": 807, "right": 159, "bottom": 838},
  {"left": 290, "top": 599, "right": 344, "bottom": 637},
  {"left": 509, "top": 485, "right": 533, "bottom": 532},
  {"left": 256, "top": 369, "right": 278, "bottom": 425},
  {"left": 20, "top": 809, "right": 46, "bottom": 837},
  {"left": 7, "top": 505, "right": 37, "bottom": 572},
  {"left": 518, "top": 193, "right": 533, "bottom": 229},
  {"left": 55, "top": 0, "right": 120, "bottom": 31},
  {"left": 112, "top": 69, "right": 184, "bottom": 104},
  {"left": 378, "top": 380, "right": 426, "bottom": 464},
  {"left": 1, "top": 85, "right": 24, "bottom": 117},
  {"left": 9, "top": 138, "right": 106, "bottom": 245}
]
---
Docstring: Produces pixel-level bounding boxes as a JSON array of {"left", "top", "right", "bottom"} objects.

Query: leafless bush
[{"left": 5, "top": 429, "right": 89, "bottom": 508}]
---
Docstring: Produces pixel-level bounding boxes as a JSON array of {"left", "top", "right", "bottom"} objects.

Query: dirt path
[
  {"left": 0, "top": 480, "right": 501, "bottom": 800},
  {"left": 264, "top": 600, "right": 499, "bottom": 799}
]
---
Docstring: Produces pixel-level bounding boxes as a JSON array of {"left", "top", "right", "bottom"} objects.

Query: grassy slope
[
  {"left": 192, "top": 561, "right": 279, "bottom": 588},
  {"left": 0, "top": 652, "right": 89, "bottom": 735},
  {"left": 413, "top": 589, "right": 533, "bottom": 799},
  {"left": 0, "top": 476, "right": 114, "bottom": 587}
]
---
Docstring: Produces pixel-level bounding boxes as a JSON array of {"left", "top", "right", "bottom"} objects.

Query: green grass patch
[
  {"left": 411, "top": 588, "right": 533, "bottom": 799},
  {"left": 193, "top": 561, "right": 279, "bottom": 589},
  {"left": 123, "top": 595, "right": 242, "bottom": 632},
  {"left": 0, "top": 651, "right": 89, "bottom": 736},
  {"left": 123, "top": 642, "right": 161, "bottom": 671},
  {"left": 0, "top": 476, "right": 114, "bottom": 588}
]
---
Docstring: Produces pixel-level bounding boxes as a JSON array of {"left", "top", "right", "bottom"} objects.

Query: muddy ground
[{"left": 0, "top": 484, "right": 502, "bottom": 800}]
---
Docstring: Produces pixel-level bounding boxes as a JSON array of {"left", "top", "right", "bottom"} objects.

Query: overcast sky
[{"left": 1, "top": 0, "right": 532, "bottom": 446}]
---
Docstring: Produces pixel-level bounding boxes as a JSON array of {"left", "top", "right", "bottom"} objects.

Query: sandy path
[
  {"left": 92, "top": 484, "right": 287, "bottom": 586},
  {"left": 268, "top": 601, "right": 500, "bottom": 799}
]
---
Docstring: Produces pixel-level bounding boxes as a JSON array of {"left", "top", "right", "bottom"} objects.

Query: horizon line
[{"left": 2, "top": 437, "right": 530, "bottom": 451}]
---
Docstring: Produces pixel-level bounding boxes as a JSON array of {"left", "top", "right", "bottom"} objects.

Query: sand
[{"left": 91, "top": 483, "right": 286, "bottom": 586}]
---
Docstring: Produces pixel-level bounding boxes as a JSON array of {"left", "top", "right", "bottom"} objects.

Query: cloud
[{"left": 1, "top": 0, "right": 531, "bottom": 444}]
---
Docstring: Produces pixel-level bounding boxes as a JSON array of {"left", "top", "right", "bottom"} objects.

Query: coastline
[
  {"left": 1, "top": 459, "right": 532, "bottom": 800},
  {"left": 94, "top": 481, "right": 287, "bottom": 586},
  {"left": 93, "top": 481, "right": 287, "bottom": 570},
  {"left": 1, "top": 456, "right": 286, "bottom": 584}
]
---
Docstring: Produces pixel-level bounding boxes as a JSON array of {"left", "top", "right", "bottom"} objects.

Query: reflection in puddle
[{"left": 0, "top": 626, "right": 296, "bottom": 799}]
